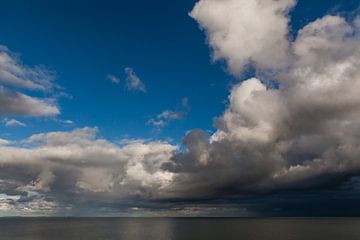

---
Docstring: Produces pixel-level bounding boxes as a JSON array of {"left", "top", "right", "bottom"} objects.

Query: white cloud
[
  {"left": 0, "top": 138, "right": 10, "bottom": 145},
  {"left": 107, "top": 74, "right": 120, "bottom": 84},
  {"left": 190, "top": 0, "right": 295, "bottom": 75},
  {"left": 62, "top": 119, "right": 74, "bottom": 124},
  {"left": 26, "top": 127, "right": 98, "bottom": 146},
  {"left": 124, "top": 67, "right": 146, "bottom": 92},
  {"left": 162, "top": 13, "right": 360, "bottom": 198},
  {"left": 147, "top": 118, "right": 167, "bottom": 128},
  {"left": 0, "top": 127, "right": 177, "bottom": 214},
  {"left": 4, "top": 118, "right": 26, "bottom": 127}
]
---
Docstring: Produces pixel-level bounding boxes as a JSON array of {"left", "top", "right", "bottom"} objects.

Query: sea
[{"left": 0, "top": 218, "right": 359, "bottom": 240}]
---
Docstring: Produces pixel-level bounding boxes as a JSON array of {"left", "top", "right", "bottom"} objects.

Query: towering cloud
[
  {"left": 169, "top": 7, "right": 360, "bottom": 200},
  {"left": 190, "top": 0, "right": 295, "bottom": 74}
]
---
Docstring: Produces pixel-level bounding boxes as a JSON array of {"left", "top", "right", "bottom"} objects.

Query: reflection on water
[{"left": 0, "top": 218, "right": 360, "bottom": 240}]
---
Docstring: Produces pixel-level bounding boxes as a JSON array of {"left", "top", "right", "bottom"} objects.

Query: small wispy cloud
[
  {"left": 107, "top": 68, "right": 146, "bottom": 93},
  {"left": 107, "top": 74, "right": 120, "bottom": 84},
  {"left": 147, "top": 118, "right": 167, "bottom": 128},
  {"left": 147, "top": 97, "right": 190, "bottom": 130},
  {"left": 0, "top": 138, "right": 10, "bottom": 145},
  {"left": 63, "top": 120, "right": 73, "bottom": 124},
  {"left": 124, "top": 67, "right": 146, "bottom": 92},
  {"left": 59, "top": 119, "right": 74, "bottom": 125},
  {"left": 0, "top": 45, "right": 55, "bottom": 91},
  {"left": 4, "top": 118, "right": 26, "bottom": 127}
]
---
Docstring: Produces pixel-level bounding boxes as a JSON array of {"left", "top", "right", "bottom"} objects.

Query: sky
[{"left": 0, "top": 0, "right": 360, "bottom": 217}]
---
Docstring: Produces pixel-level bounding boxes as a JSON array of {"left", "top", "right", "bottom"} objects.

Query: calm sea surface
[{"left": 0, "top": 218, "right": 359, "bottom": 240}]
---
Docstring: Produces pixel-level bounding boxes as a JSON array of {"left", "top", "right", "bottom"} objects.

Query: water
[{"left": 0, "top": 218, "right": 360, "bottom": 240}]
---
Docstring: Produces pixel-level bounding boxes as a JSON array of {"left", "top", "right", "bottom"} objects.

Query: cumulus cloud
[
  {"left": 2, "top": 1, "right": 360, "bottom": 216},
  {"left": 124, "top": 67, "right": 146, "bottom": 92},
  {"left": 190, "top": 0, "right": 295, "bottom": 75},
  {"left": 0, "top": 45, "right": 59, "bottom": 117},
  {"left": 0, "top": 127, "right": 177, "bottom": 215},
  {"left": 162, "top": 10, "right": 360, "bottom": 200}
]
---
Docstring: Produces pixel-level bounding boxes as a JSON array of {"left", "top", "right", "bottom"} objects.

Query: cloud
[
  {"left": 2, "top": 1, "right": 360, "bottom": 216},
  {"left": 108, "top": 68, "right": 146, "bottom": 93},
  {"left": 26, "top": 127, "right": 98, "bottom": 146},
  {"left": 23, "top": 169, "right": 56, "bottom": 193},
  {"left": 0, "top": 138, "right": 10, "bottom": 145},
  {"left": 0, "top": 127, "right": 177, "bottom": 215},
  {"left": 147, "top": 110, "right": 185, "bottom": 129},
  {"left": 0, "top": 192, "right": 60, "bottom": 216},
  {"left": 124, "top": 67, "right": 146, "bottom": 92},
  {"left": 0, "top": 86, "right": 59, "bottom": 117},
  {"left": 160, "top": 11, "right": 360, "bottom": 201},
  {"left": 62, "top": 119, "right": 74, "bottom": 125},
  {"left": 0, "top": 45, "right": 54, "bottom": 90},
  {"left": 147, "top": 98, "right": 190, "bottom": 130},
  {"left": 0, "top": 45, "right": 60, "bottom": 117},
  {"left": 181, "top": 97, "right": 189, "bottom": 109},
  {"left": 107, "top": 74, "right": 120, "bottom": 84},
  {"left": 190, "top": 0, "right": 295, "bottom": 75},
  {"left": 147, "top": 118, "right": 167, "bottom": 129},
  {"left": 4, "top": 118, "right": 26, "bottom": 127}
]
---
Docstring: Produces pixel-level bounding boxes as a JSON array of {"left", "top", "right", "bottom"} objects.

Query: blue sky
[
  {"left": 1, "top": 0, "right": 360, "bottom": 217},
  {"left": 0, "top": 0, "right": 230, "bottom": 142},
  {"left": 0, "top": 0, "right": 357, "bottom": 143}
]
